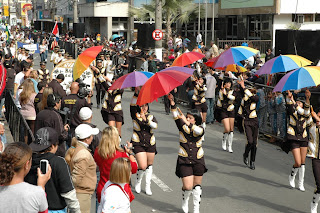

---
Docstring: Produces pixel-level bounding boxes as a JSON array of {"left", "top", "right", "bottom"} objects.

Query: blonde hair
[
  {"left": 38, "top": 87, "right": 53, "bottom": 111},
  {"left": 29, "top": 70, "right": 38, "bottom": 80},
  {"left": 19, "top": 79, "right": 35, "bottom": 105},
  {"left": 98, "top": 126, "right": 123, "bottom": 159},
  {"left": 65, "top": 137, "right": 78, "bottom": 166},
  {"left": 109, "top": 158, "right": 131, "bottom": 184}
]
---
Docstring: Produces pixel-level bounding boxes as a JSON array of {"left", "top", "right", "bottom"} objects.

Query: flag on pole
[
  {"left": 52, "top": 21, "right": 59, "bottom": 38},
  {"left": 5, "top": 25, "right": 10, "bottom": 41}
]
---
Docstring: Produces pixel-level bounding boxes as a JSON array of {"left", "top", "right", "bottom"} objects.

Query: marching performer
[
  {"left": 216, "top": 78, "right": 236, "bottom": 153},
  {"left": 37, "top": 62, "right": 50, "bottom": 84},
  {"left": 130, "top": 99, "right": 158, "bottom": 196},
  {"left": 307, "top": 107, "right": 320, "bottom": 213},
  {"left": 192, "top": 77, "right": 208, "bottom": 129},
  {"left": 91, "top": 59, "right": 106, "bottom": 108},
  {"left": 169, "top": 93, "right": 207, "bottom": 213},
  {"left": 101, "top": 86, "right": 124, "bottom": 137},
  {"left": 238, "top": 80, "right": 259, "bottom": 170},
  {"left": 54, "top": 50, "right": 65, "bottom": 65},
  {"left": 286, "top": 90, "right": 311, "bottom": 192}
]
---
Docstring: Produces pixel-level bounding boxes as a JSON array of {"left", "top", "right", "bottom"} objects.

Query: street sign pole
[{"left": 155, "top": 0, "right": 162, "bottom": 61}]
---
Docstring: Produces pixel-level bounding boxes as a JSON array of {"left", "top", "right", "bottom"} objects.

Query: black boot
[
  {"left": 243, "top": 144, "right": 251, "bottom": 166},
  {"left": 250, "top": 146, "right": 257, "bottom": 170}
]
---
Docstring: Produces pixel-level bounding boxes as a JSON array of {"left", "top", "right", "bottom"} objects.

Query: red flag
[{"left": 52, "top": 21, "right": 59, "bottom": 37}]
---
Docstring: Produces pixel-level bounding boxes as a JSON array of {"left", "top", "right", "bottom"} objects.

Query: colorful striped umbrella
[
  {"left": 256, "top": 55, "right": 312, "bottom": 75},
  {"left": 214, "top": 46, "right": 259, "bottom": 68},
  {"left": 108, "top": 71, "right": 154, "bottom": 90},
  {"left": 216, "top": 64, "right": 247, "bottom": 73},
  {"left": 273, "top": 66, "right": 320, "bottom": 92},
  {"left": 172, "top": 52, "right": 205, "bottom": 67},
  {"left": 73, "top": 46, "right": 103, "bottom": 80}
]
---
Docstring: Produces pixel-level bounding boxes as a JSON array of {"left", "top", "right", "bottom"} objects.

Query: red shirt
[{"left": 94, "top": 149, "right": 138, "bottom": 202}]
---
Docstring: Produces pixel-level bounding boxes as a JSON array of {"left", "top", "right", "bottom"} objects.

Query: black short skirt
[
  {"left": 290, "top": 140, "right": 308, "bottom": 150},
  {"left": 220, "top": 109, "right": 235, "bottom": 120},
  {"left": 101, "top": 110, "right": 124, "bottom": 124},
  {"left": 133, "top": 144, "right": 157, "bottom": 154},
  {"left": 175, "top": 161, "right": 207, "bottom": 178},
  {"left": 195, "top": 103, "right": 208, "bottom": 113}
]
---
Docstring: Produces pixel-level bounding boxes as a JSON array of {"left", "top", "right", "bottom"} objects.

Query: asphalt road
[{"left": 37, "top": 54, "right": 314, "bottom": 213}]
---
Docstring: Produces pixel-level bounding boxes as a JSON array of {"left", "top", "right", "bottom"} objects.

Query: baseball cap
[
  {"left": 30, "top": 127, "right": 59, "bottom": 152},
  {"left": 75, "top": 124, "right": 99, "bottom": 140},
  {"left": 79, "top": 107, "right": 92, "bottom": 121}
]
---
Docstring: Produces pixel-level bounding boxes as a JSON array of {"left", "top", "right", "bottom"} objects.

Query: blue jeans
[
  {"left": 187, "top": 90, "right": 194, "bottom": 107},
  {"left": 49, "top": 209, "right": 66, "bottom": 213},
  {"left": 206, "top": 98, "right": 215, "bottom": 123}
]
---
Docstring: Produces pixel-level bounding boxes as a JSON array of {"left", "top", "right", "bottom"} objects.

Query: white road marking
[{"left": 152, "top": 173, "right": 173, "bottom": 192}]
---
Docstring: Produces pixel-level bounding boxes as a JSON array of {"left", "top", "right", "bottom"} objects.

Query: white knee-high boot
[
  {"left": 193, "top": 185, "right": 202, "bottom": 213},
  {"left": 311, "top": 193, "right": 320, "bottom": 213},
  {"left": 298, "top": 164, "right": 305, "bottom": 191},
  {"left": 289, "top": 166, "right": 299, "bottom": 188},
  {"left": 227, "top": 131, "right": 234, "bottom": 153},
  {"left": 182, "top": 189, "right": 192, "bottom": 213},
  {"left": 222, "top": 133, "right": 228, "bottom": 151},
  {"left": 145, "top": 165, "right": 153, "bottom": 196},
  {"left": 135, "top": 169, "right": 145, "bottom": 194}
]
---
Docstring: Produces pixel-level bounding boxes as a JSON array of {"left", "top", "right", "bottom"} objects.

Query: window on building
[
  {"left": 304, "top": 14, "right": 313, "bottom": 22},
  {"left": 315, "top": 14, "right": 320, "bottom": 22}
]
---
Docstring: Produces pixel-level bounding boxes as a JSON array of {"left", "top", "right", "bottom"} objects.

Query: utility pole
[
  {"left": 212, "top": 1, "right": 215, "bottom": 42},
  {"left": 205, "top": 0, "right": 207, "bottom": 46},
  {"left": 128, "top": 0, "right": 134, "bottom": 46},
  {"left": 73, "top": 0, "right": 78, "bottom": 23},
  {"left": 155, "top": 0, "right": 162, "bottom": 60},
  {"left": 198, "top": 0, "right": 201, "bottom": 34}
]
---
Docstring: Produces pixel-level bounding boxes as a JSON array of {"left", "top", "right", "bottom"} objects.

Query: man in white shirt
[
  {"left": 14, "top": 65, "right": 31, "bottom": 99},
  {"left": 175, "top": 35, "right": 182, "bottom": 48},
  {"left": 196, "top": 32, "right": 202, "bottom": 45}
]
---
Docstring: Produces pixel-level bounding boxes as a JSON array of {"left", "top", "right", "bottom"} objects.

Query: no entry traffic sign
[{"left": 152, "top": 29, "right": 163, "bottom": 41}]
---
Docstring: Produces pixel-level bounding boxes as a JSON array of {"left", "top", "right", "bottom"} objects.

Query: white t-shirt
[
  {"left": 14, "top": 72, "right": 25, "bottom": 87},
  {"left": 0, "top": 182, "right": 48, "bottom": 213},
  {"left": 98, "top": 181, "right": 130, "bottom": 213},
  {"left": 175, "top": 37, "right": 182, "bottom": 46}
]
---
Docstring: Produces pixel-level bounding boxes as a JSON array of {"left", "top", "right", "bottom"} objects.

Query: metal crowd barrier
[{"left": 4, "top": 92, "right": 34, "bottom": 142}]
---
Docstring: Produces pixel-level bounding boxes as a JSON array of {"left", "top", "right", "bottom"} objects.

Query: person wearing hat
[
  {"left": 37, "top": 61, "right": 50, "bottom": 84},
  {"left": 79, "top": 107, "right": 102, "bottom": 155},
  {"left": 25, "top": 127, "right": 81, "bottom": 213},
  {"left": 216, "top": 77, "right": 236, "bottom": 153},
  {"left": 35, "top": 93, "right": 69, "bottom": 157},
  {"left": 17, "top": 47, "right": 26, "bottom": 62},
  {"left": 91, "top": 58, "right": 106, "bottom": 108},
  {"left": 55, "top": 50, "right": 65, "bottom": 65},
  {"left": 66, "top": 124, "right": 99, "bottom": 213},
  {"left": 48, "top": 74, "right": 67, "bottom": 98},
  {"left": 237, "top": 80, "right": 259, "bottom": 170},
  {"left": 51, "top": 46, "right": 60, "bottom": 67},
  {"left": 286, "top": 90, "right": 311, "bottom": 192}
]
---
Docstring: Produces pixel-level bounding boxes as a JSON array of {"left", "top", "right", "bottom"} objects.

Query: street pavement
[{"left": 37, "top": 54, "right": 313, "bottom": 213}]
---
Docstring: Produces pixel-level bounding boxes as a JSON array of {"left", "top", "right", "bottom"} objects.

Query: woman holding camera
[
  {"left": 131, "top": 102, "right": 158, "bottom": 196},
  {"left": 216, "top": 78, "right": 236, "bottom": 153},
  {"left": 94, "top": 126, "right": 137, "bottom": 204},
  {"left": 168, "top": 93, "right": 207, "bottom": 213},
  {"left": 98, "top": 158, "right": 133, "bottom": 213},
  {"left": 286, "top": 90, "right": 311, "bottom": 192}
]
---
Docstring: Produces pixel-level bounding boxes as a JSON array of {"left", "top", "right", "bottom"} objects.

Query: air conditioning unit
[{"left": 297, "top": 15, "right": 304, "bottom": 24}]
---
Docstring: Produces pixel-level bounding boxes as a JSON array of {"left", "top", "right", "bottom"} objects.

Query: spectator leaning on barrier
[
  {"left": 67, "top": 124, "right": 99, "bottom": 213},
  {"left": 25, "top": 127, "right": 81, "bottom": 213},
  {"left": 0, "top": 142, "right": 51, "bottom": 213},
  {"left": 35, "top": 93, "right": 69, "bottom": 157}
]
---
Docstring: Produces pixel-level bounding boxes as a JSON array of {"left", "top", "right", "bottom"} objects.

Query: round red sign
[{"left": 152, "top": 29, "right": 163, "bottom": 41}]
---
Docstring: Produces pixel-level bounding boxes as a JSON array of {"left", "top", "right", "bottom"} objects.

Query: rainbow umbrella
[
  {"left": 73, "top": 46, "right": 103, "bottom": 80},
  {"left": 273, "top": 66, "right": 320, "bottom": 92},
  {"left": 108, "top": 71, "right": 154, "bottom": 90},
  {"left": 214, "top": 46, "right": 259, "bottom": 68},
  {"left": 172, "top": 52, "right": 205, "bottom": 67},
  {"left": 256, "top": 55, "right": 312, "bottom": 75},
  {"left": 216, "top": 64, "right": 247, "bottom": 73}
]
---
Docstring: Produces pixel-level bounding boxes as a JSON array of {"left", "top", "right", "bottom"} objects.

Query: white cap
[
  {"left": 75, "top": 124, "right": 99, "bottom": 140},
  {"left": 79, "top": 107, "right": 92, "bottom": 121}
]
